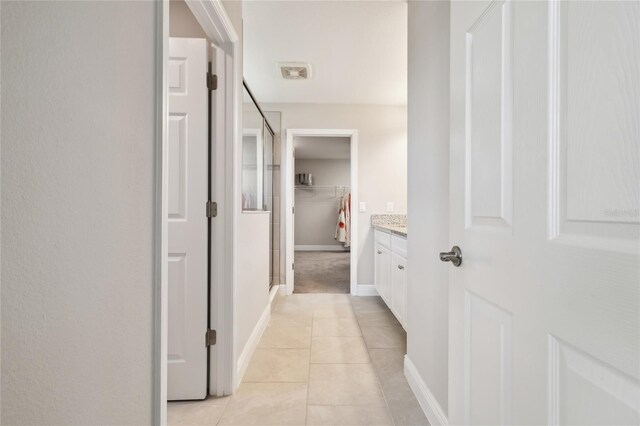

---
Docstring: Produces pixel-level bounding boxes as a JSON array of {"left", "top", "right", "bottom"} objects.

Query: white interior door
[
  {"left": 168, "top": 38, "right": 208, "bottom": 401},
  {"left": 449, "top": 1, "right": 639, "bottom": 424}
]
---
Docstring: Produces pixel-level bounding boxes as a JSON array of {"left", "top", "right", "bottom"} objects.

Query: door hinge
[
  {"left": 207, "top": 73, "right": 218, "bottom": 91},
  {"left": 206, "top": 201, "right": 218, "bottom": 218},
  {"left": 205, "top": 329, "right": 217, "bottom": 347},
  {"left": 292, "top": 206, "right": 295, "bottom": 214},
  {"left": 292, "top": 263, "right": 295, "bottom": 270}
]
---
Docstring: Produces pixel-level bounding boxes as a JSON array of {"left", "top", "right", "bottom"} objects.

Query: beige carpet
[{"left": 294, "top": 251, "right": 350, "bottom": 293}]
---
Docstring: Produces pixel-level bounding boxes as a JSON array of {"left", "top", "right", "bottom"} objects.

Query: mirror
[{"left": 242, "top": 82, "right": 274, "bottom": 212}]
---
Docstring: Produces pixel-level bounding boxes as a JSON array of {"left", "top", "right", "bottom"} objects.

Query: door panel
[
  {"left": 167, "top": 38, "right": 208, "bottom": 401},
  {"left": 549, "top": 336, "right": 640, "bottom": 425},
  {"left": 450, "top": 1, "right": 639, "bottom": 424},
  {"left": 464, "top": 291, "right": 512, "bottom": 425},
  {"left": 552, "top": 1, "right": 640, "bottom": 249},
  {"left": 466, "top": 0, "right": 513, "bottom": 229},
  {"left": 168, "top": 114, "right": 187, "bottom": 219}
]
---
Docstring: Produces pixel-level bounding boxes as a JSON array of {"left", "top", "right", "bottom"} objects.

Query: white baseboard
[
  {"left": 269, "top": 284, "right": 280, "bottom": 304},
  {"left": 295, "top": 245, "right": 349, "bottom": 252},
  {"left": 236, "top": 302, "right": 271, "bottom": 386},
  {"left": 404, "top": 355, "right": 448, "bottom": 426},
  {"left": 355, "top": 284, "right": 378, "bottom": 296}
]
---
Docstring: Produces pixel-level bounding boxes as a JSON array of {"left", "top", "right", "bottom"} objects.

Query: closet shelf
[
  {"left": 294, "top": 185, "right": 350, "bottom": 189},
  {"left": 295, "top": 185, "right": 350, "bottom": 197}
]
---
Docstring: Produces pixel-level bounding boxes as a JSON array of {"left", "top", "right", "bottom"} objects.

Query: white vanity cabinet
[
  {"left": 390, "top": 236, "right": 407, "bottom": 328},
  {"left": 374, "top": 229, "right": 407, "bottom": 328}
]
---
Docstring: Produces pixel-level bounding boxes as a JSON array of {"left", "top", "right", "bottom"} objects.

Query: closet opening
[
  {"left": 284, "top": 129, "right": 359, "bottom": 295},
  {"left": 294, "top": 136, "right": 351, "bottom": 293}
]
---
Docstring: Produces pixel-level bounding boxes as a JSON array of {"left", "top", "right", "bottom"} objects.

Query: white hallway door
[
  {"left": 449, "top": 1, "right": 639, "bottom": 424},
  {"left": 168, "top": 38, "right": 208, "bottom": 401}
]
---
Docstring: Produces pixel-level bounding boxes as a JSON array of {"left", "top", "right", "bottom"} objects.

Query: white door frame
[
  {"left": 155, "top": 0, "right": 239, "bottom": 423},
  {"left": 284, "top": 129, "right": 359, "bottom": 296}
]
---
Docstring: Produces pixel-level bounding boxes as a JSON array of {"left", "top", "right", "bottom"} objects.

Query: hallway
[{"left": 168, "top": 293, "right": 428, "bottom": 425}]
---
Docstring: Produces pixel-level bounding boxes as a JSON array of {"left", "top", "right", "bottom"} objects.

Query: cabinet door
[
  {"left": 374, "top": 243, "right": 391, "bottom": 304},
  {"left": 391, "top": 252, "right": 407, "bottom": 327}
]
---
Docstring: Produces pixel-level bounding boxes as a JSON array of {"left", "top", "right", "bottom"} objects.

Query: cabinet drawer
[{"left": 375, "top": 229, "right": 391, "bottom": 248}]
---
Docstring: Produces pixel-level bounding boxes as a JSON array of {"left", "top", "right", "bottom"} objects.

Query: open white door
[
  {"left": 167, "top": 38, "right": 208, "bottom": 401},
  {"left": 449, "top": 1, "right": 639, "bottom": 424}
]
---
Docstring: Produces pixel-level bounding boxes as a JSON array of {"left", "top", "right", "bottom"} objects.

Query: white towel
[{"left": 335, "top": 194, "right": 351, "bottom": 247}]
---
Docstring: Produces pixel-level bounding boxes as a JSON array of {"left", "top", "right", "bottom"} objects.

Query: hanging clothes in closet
[{"left": 335, "top": 192, "right": 351, "bottom": 247}]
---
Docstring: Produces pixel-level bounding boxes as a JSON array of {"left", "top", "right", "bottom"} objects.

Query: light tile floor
[{"left": 169, "top": 293, "right": 429, "bottom": 426}]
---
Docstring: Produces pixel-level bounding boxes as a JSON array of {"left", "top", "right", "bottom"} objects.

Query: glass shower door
[{"left": 263, "top": 126, "right": 274, "bottom": 287}]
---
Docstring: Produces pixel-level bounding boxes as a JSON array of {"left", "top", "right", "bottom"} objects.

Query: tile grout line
[
  {"left": 210, "top": 295, "right": 395, "bottom": 426},
  {"left": 213, "top": 295, "right": 286, "bottom": 426},
  {"left": 305, "top": 306, "right": 316, "bottom": 426},
  {"left": 350, "top": 297, "right": 398, "bottom": 426},
  {"left": 217, "top": 292, "right": 285, "bottom": 426}
]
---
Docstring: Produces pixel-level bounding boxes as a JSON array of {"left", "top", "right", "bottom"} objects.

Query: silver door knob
[{"left": 439, "top": 246, "right": 462, "bottom": 267}]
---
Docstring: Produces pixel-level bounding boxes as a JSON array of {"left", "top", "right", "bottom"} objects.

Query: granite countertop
[
  {"left": 371, "top": 214, "right": 407, "bottom": 237},
  {"left": 372, "top": 223, "right": 407, "bottom": 237}
]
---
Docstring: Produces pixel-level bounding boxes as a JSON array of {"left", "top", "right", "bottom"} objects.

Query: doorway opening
[
  {"left": 284, "top": 129, "right": 359, "bottom": 295},
  {"left": 294, "top": 136, "right": 351, "bottom": 293}
]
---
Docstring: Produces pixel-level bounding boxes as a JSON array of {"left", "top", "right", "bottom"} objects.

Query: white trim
[
  {"left": 186, "top": 0, "right": 239, "bottom": 397},
  {"left": 356, "top": 284, "right": 378, "bottom": 297},
  {"left": 284, "top": 129, "right": 359, "bottom": 296},
  {"left": 236, "top": 302, "right": 271, "bottom": 385},
  {"left": 229, "top": 24, "right": 242, "bottom": 394},
  {"left": 186, "top": 0, "right": 239, "bottom": 44},
  {"left": 269, "top": 284, "right": 281, "bottom": 305},
  {"left": 404, "top": 355, "right": 449, "bottom": 426},
  {"left": 208, "top": 42, "right": 231, "bottom": 397},
  {"left": 186, "top": 0, "right": 240, "bottom": 397},
  {"left": 153, "top": 1, "right": 169, "bottom": 424},
  {"left": 294, "top": 245, "right": 349, "bottom": 252}
]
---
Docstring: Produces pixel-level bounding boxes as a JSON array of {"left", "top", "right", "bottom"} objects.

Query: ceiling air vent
[{"left": 279, "top": 62, "right": 311, "bottom": 80}]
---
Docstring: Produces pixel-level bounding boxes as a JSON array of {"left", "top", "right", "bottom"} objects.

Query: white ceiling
[
  {"left": 243, "top": 1, "right": 407, "bottom": 105},
  {"left": 294, "top": 136, "right": 351, "bottom": 160}
]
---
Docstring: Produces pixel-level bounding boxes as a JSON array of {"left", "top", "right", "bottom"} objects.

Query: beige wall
[
  {"left": 170, "top": 0, "right": 208, "bottom": 39},
  {"left": 265, "top": 103, "right": 407, "bottom": 286},
  {"left": 406, "top": 0, "right": 451, "bottom": 416},
  {"left": 1, "top": 2, "right": 157, "bottom": 424},
  {"left": 236, "top": 212, "right": 270, "bottom": 362},
  {"left": 295, "top": 159, "right": 350, "bottom": 247}
]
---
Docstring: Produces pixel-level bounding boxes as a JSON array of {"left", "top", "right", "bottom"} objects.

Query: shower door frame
[{"left": 284, "top": 129, "right": 359, "bottom": 296}]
